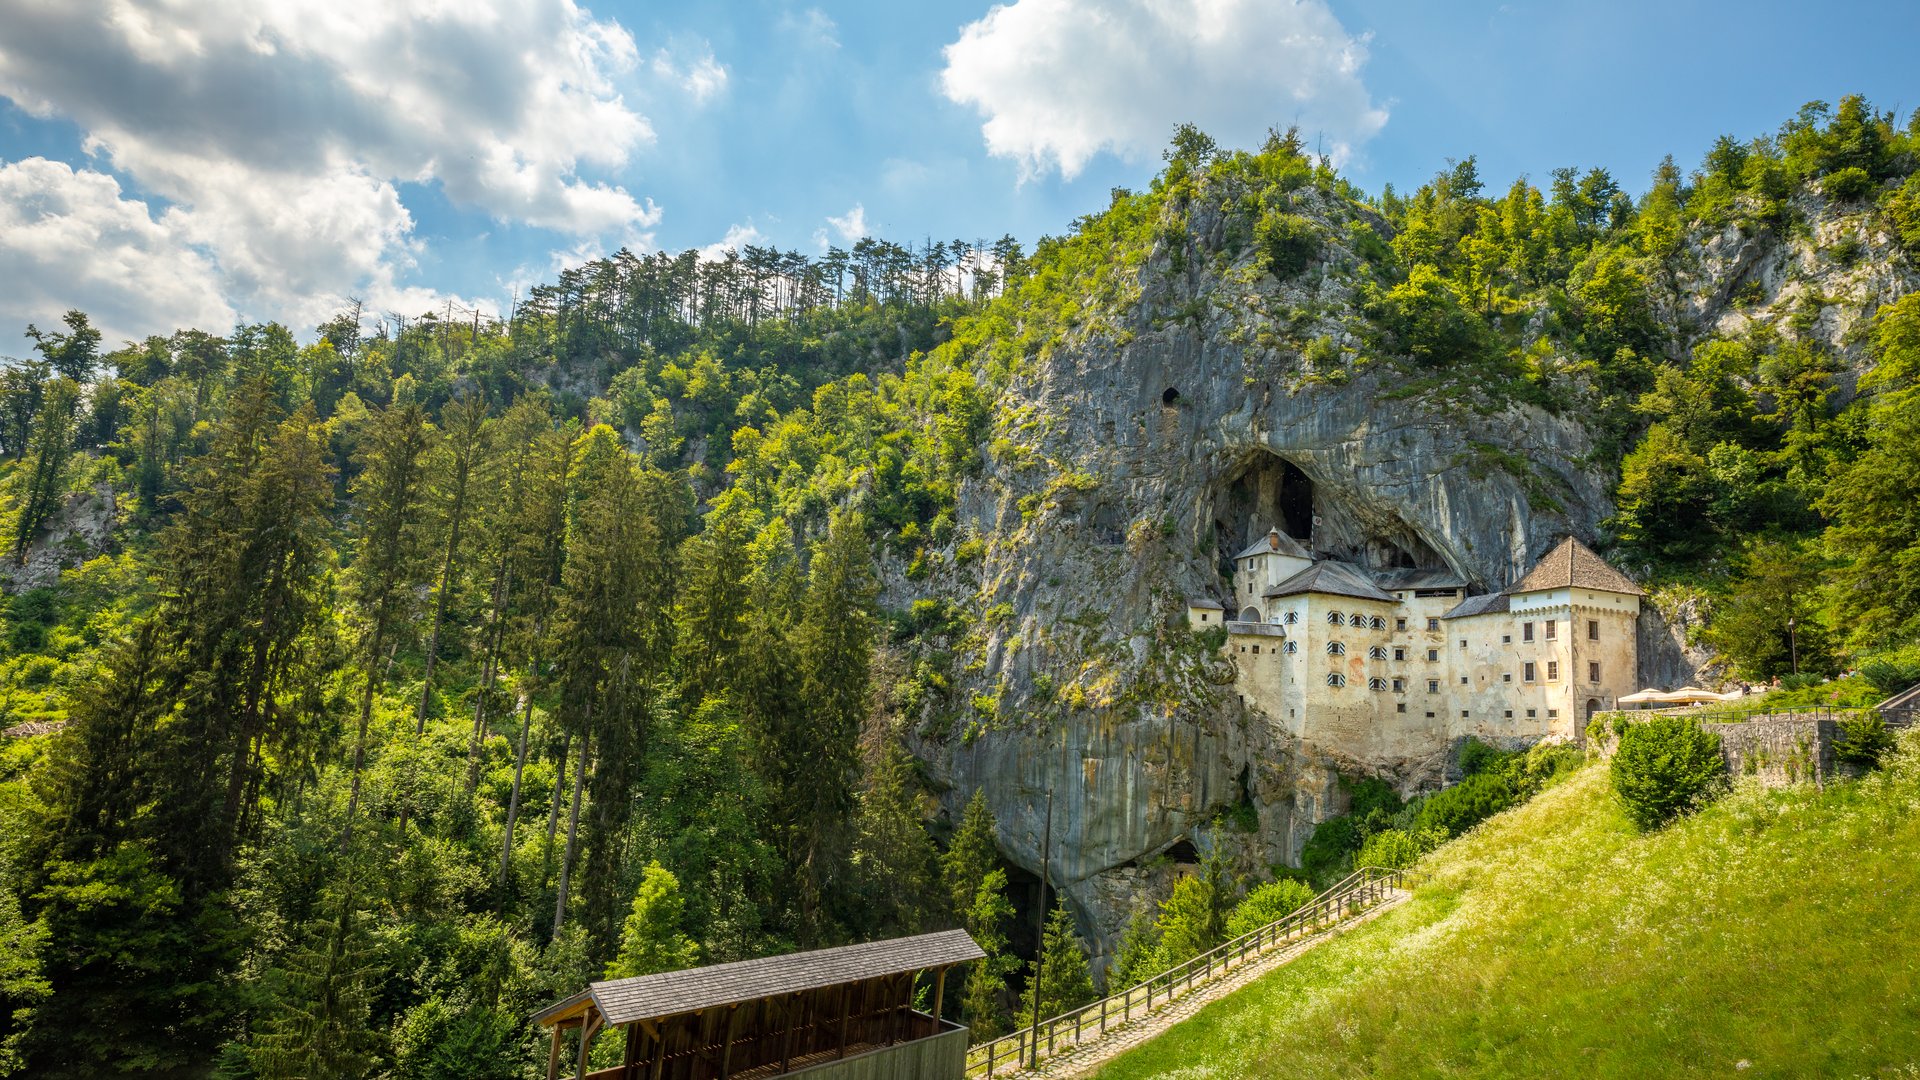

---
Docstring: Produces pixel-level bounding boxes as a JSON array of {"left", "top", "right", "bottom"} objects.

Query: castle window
[
  {"left": 1285, "top": 611, "right": 1298, "bottom": 625},
  {"left": 1547, "top": 660, "right": 1559, "bottom": 680},
  {"left": 1502, "top": 634, "right": 1511, "bottom": 644},
  {"left": 1395, "top": 617, "right": 1407, "bottom": 631},
  {"left": 1458, "top": 638, "right": 1467, "bottom": 649},
  {"left": 1426, "top": 679, "right": 1439, "bottom": 693},
  {"left": 1426, "top": 618, "right": 1439, "bottom": 631},
  {"left": 1369, "top": 645, "right": 1388, "bottom": 660},
  {"left": 1547, "top": 708, "right": 1559, "bottom": 718},
  {"left": 1284, "top": 640, "right": 1298, "bottom": 654},
  {"left": 1461, "top": 710, "right": 1470, "bottom": 719},
  {"left": 1588, "top": 619, "right": 1599, "bottom": 640},
  {"left": 1523, "top": 622, "right": 1534, "bottom": 642},
  {"left": 1201, "top": 613, "right": 1210, "bottom": 622},
  {"left": 1524, "top": 662, "right": 1536, "bottom": 682},
  {"left": 1351, "top": 611, "right": 1366, "bottom": 626},
  {"left": 1392, "top": 678, "right": 1405, "bottom": 692},
  {"left": 1370, "top": 616, "right": 1386, "bottom": 630},
  {"left": 1545, "top": 620, "right": 1557, "bottom": 641},
  {"left": 1252, "top": 645, "right": 1260, "bottom": 654},
  {"left": 1369, "top": 677, "right": 1388, "bottom": 691},
  {"left": 1503, "top": 673, "right": 1512, "bottom": 682},
  {"left": 1504, "top": 710, "right": 1513, "bottom": 718},
  {"left": 1460, "top": 676, "right": 1468, "bottom": 684},
  {"left": 1393, "top": 647, "right": 1406, "bottom": 661},
  {"left": 1527, "top": 709, "right": 1537, "bottom": 718},
  {"left": 1327, "top": 672, "right": 1346, "bottom": 688},
  {"left": 1589, "top": 661, "right": 1601, "bottom": 682},
  {"left": 1327, "top": 612, "right": 1345, "bottom": 626},
  {"left": 1327, "top": 641, "right": 1346, "bottom": 656},
  {"left": 1426, "top": 648, "right": 1439, "bottom": 662},
  {"left": 1426, "top": 711, "right": 1436, "bottom": 718},
  {"left": 1397, "top": 703, "right": 1407, "bottom": 713}
]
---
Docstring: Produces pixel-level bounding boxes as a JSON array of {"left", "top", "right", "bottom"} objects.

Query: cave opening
[
  {"left": 1209, "top": 451, "right": 1315, "bottom": 575},
  {"left": 1206, "top": 448, "right": 1455, "bottom": 581},
  {"left": 1161, "top": 386, "right": 1181, "bottom": 405}
]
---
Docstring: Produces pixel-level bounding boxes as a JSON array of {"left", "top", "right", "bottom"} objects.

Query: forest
[{"left": 1, "top": 95, "right": 1918, "bottom": 1077}]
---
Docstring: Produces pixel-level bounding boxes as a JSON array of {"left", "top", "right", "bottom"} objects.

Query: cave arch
[{"left": 1162, "top": 386, "right": 1181, "bottom": 406}]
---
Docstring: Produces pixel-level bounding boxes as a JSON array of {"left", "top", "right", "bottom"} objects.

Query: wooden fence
[{"left": 964, "top": 866, "right": 1427, "bottom": 1077}]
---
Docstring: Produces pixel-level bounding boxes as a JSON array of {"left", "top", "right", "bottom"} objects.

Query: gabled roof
[
  {"left": 1224, "top": 621, "right": 1286, "bottom": 637},
  {"left": 534, "top": 930, "right": 984, "bottom": 1028},
  {"left": 1233, "top": 528, "right": 1311, "bottom": 561},
  {"left": 1373, "top": 567, "right": 1469, "bottom": 591},
  {"left": 1442, "top": 592, "right": 1510, "bottom": 620},
  {"left": 1504, "top": 536, "right": 1644, "bottom": 597},
  {"left": 1263, "top": 560, "right": 1397, "bottom": 603}
]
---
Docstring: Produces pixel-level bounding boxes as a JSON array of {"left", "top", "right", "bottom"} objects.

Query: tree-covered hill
[{"left": 0, "top": 96, "right": 1916, "bottom": 1077}]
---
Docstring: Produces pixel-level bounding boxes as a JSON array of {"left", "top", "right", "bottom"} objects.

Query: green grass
[{"left": 1094, "top": 735, "right": 1920, "bottom": 1079}]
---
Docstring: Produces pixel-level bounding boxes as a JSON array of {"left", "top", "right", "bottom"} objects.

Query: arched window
[
  {"left": 1326, "top": 672, "right": 1346, "bottom": 688},
  {"left": 1368, "top": 677, "right": 1388, "bottom": 691},
  {"left": 1368, "top": 645, "right": 1388, "bottom": 660},
  {"left": 1284, "top": 611, "right": 1298, "bottom": 625},
  {"left": 1284, "top": 640, "right": 1298, "bottom": 654},
  {"left": 1239, "top": 606, "right": 1261, "bottom": 622},
  {"left": 1370, "top": 616, "right": 1386, "bottom": 630},
  {"left": 1327, "top": 611, "right": 1345, "bottom": 626},
  {"left": 1326, "top": 641, "right": 1346, "bottom": 656}
]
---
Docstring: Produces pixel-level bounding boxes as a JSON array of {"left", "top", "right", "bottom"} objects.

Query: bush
[
  {"left": 1836, "top": 711, "right": 1895, "bottom": 769},
  {"left": 1355, "top": 826, "right": 1443, "bottom": 870},
  {"left": 1256, "top": 211, "right": 1320, "bottom": 278},
  {"left": 1609, "top": 717, "right": 1728, "bottom": 830},
  {"left": 1299, "top": 815, "right": 1358, "bottom": 883},
  {"left": 1457, "top": 737, "right": 1508, "bottom": 777},
  {"left": 1413, "top": 772, "right": 1516, "bottom": 838},
  {"left": 1822, "top": 166, "right": 1874, "bottom": 201},
  {"left": 1224, "top": 879, "right": 1317, "bottom": 940},
  {"left": 1860, "top": 658, "right": 1920, "bottom": 697}
]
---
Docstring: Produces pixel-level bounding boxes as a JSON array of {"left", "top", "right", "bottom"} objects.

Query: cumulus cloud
[
  {"left": 0, "top": 157, "right": 234, "bottom": 345},
  {"left": 940, "top": 0, "right": 1388, "bottom": 179},
  {"left": 699, "top": 222, "right": 767, "bottom": 261},
  {"left": 0, "top": 0, "right": 661, "bottom": 332},
  {"left": 819, "top": 204, "right": 869, "bottom": 249}
]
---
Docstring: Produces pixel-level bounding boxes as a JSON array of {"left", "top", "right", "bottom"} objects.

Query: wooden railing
[
  {"left": 964, "top": 866, "right": 1427, "bottom": 1077},
  {"left": 1600, "top": 705, "right": 1917, "bottom": 729}
]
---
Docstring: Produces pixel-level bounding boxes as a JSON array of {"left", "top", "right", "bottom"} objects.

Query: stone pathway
[{"left": 987, "top": 890, "right": 1409, "bottom": 1079}]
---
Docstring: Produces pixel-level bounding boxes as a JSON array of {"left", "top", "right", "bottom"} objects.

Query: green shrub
[
  {"left": 1256, "top": 211, "right": 1320, "bottom": 278},
  {"left": 1609, "top": 716, "right": 1728, "bottom": 830},
  {"left": 1821, "top": 166, "right": 1874, "bottom": 201},
  {"left": 1354, "top": 826, "right": 1443, "bottom": 870},
  {"left": 1859, "top": 658, "right": 1920, "bottom": 697},
  {"left": 1344, "top": 775, "right": 1403, "bottom": 818},
  {"left": 1457, "top": 737, "right": 1509, "bottom": 777},
  {"left": 1299, "top": 816, "right": 1358, "bottom": 882},
  {"left": 1414, "top": 772, "right": 1515, "bottom": 838},
  {"left": 1835, "top": 711, "right": 1894, "bottom": 769},
  {"left": 1225, "top": 879, "right": 1317, "bottom": 939},
  {"left": 1514, "top": 743, "right": 1584, "bottom": 798}
]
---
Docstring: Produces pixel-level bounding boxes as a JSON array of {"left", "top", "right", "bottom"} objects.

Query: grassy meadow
[{"left": 1094, "top": 735, "right": 1920, "bottom": 1079}]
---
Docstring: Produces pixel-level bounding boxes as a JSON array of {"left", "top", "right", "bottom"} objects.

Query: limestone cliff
[{"left": 900, "top": 172, "right": 1918, "bottom": 965}]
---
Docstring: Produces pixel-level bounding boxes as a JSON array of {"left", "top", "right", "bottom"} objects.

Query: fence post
[{"left": 1100, "top": 995, "right": 1107, "bottom": 1035}]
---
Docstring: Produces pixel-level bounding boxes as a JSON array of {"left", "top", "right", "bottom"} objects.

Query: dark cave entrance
[
  {"left": 1210, "top": 452, "right": 1315, "bottom": 573},
  {"left": 1206, "top": 448, "right": 1456, "bottom": 583}
]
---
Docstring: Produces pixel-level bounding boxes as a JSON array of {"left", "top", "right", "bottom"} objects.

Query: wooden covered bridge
[{"left": 534, "top": 929, "right": 984, "bottom": 1080}]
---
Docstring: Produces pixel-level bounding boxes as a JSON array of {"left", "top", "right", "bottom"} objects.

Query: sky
[{"left": 1, "top": 0, "right": 1916, "bottom": 345}]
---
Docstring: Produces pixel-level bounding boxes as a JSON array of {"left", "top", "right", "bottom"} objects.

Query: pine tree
[
  {"left": 958, "top": 869, "right": 1016, "bottom": 1039},
  {"left": 248, "top": 896, "right": 381, "bottom": 1080},
  {"left": 1107, "top": 909, "right": 1162, "bottom": 990},
  {"left": 340, "top": 400, "right": 435, "bottom": 846},
  {"left": 1020, "top": 900, "right": 1096, "bottom": 1025},
  {"left": 942, "top": 789, "right": 999, "bottom": 922},
  {"left": 604, "top": 863, "right": 699, "bottom": 979},
  {"left": 851, "top": 743, "right": 942, "bottom": 937},
  {"left": 672, "top": 511, "right": 753, "bottom": 707}
]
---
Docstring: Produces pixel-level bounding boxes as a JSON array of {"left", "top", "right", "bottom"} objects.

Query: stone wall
[{"left": 1594, "top": 712, "right": 1844, "bottom": 788}]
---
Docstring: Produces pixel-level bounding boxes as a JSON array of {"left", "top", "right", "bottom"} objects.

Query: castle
[{"left": 1188, "top": 531, "right": 1642, "bottom": 761}]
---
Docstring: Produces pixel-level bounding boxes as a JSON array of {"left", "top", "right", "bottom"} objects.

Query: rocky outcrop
[{"left": 0, "top": 483, "right": 117, "bottom": 593}]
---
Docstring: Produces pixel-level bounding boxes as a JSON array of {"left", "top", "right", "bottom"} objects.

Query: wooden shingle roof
[
  {"left": 534, "top": 929, "right": 984, "bottom": 1028},
  {"left": 1262, "top": 560, "right": 1397, "bottom": 603},
  {"left": 1503, "top": 537, "right": 1644, "bottom": 597}
]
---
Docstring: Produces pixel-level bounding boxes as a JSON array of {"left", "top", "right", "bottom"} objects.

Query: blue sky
[{"left": 0, "top": 0, "right": 1916, "bottom": 343}]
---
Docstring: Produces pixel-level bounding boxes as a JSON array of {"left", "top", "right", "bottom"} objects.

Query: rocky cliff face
[{"left": 903, "top": 179, "right": 1918, "bottom": 965}]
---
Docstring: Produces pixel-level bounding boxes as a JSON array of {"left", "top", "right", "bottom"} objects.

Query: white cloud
[
  {"left": 820, "top": 204, "right": 869, "bottom": 248},
  {"left": 0, "top": 157, "right": 234, "bottom": 345},
  {"left": 652, "top": 45, "right": 729, "bottom": 105},
  {"left": 699, "top": 222, "right": 767, "bottom": 262},
  {"left": 0, "top": 0, "right": 660, "bottom": 332},
  {"left": 939, "top": 0, "right": 1388, "bottom": 179}
]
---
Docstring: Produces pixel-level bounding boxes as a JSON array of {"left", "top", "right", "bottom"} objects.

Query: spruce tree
[
  {"left": 851, "top": 743, "right": 942, "bottom": 937},
  {"left": 415, "top": 392, "right": 489, "bottom": 730},
  {"left": 604, "top": 863, "right": 700, "bottom": 979},
  {"left": 942, "top": 789, "right": 999, "bottom": 921},
  {"left": 248, "top": 896, "right": 381, "bottom": 1080},
  {"left": 958, "top": 869, "right": 1017, "bottom": 1039},
  {"left": 1020, "top": 900, "right": 1096, "bottom": 1024}
]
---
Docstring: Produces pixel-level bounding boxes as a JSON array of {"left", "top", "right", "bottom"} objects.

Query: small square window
[
  {"left": 1503, "top": 710, "right": 1513, "bottom": 718},
  {"left": 1395, "top": 617, "right": 1407, "bottom": 631},
  {"left": 1393, "top": 647, "right": 1406, "bottom": 661},
  {"left": 1426, "top": 649, "right": 1439, "bottom": 662},
  {"left": 1396, "top": 703, "right": 1407, "bottom": 713},
  {"left": 1526, "top": 708, "right": 1537, "bottom": 718},
  {"left": 1426, "top": 679, "right": 1439, "bottom": 693},
  {"left": 1461, "top": 710, "right": 1469, "bottom": 719},
  {"left": 1425, "top": 711, "right": 1436, "bottom": 718},
  {"left": 1460, "top": 676, "right": 1468, "bottom": 684},
  {"left": 1502, "top": 673, "right": 1512, "bottom": 683},
  {"left": 1392, "top": 678, "right": 1405, "bottom": 692},
  {"left": 1501, "top": 634, "right": 1511, "bottom": 644},
  {"left": 1458, "top": 639, "right": 1466, "bottom": 649},
  {"left": 1426, "top": 617, "right": 1439, "bottom": 631},
  {"left": 1547, "top": 708, "right": 1559, "bottom": 718}
]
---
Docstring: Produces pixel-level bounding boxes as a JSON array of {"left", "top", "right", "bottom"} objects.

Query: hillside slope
[{"left": 1092, "top": 734, "right": 1920, "bottom": 1078}]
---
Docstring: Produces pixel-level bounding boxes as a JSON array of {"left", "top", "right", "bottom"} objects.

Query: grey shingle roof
[
  {"left": 1504, "top": 537, "right": 1644, "bottom": 596},
  {"left": 1233, "top": 529, "right": 1311, "bottom": 561},
  {"left": 1225, "top": 621, "right": 1286, "bottom": 637},
  {"left": 1441, "top": 593, "right": 1510, "bottom": 619},
  {"left": 1263, "top": 560, "right": 1397, "bottom": 603},
  {"left": 1187, "top": 597, "right": 1224, "bottom": 610},
  {"left": 536, "top": 930, "right": 984, "bottom": 1027},
  {"left": 1373, "top": 567, "right": 1468, "bottom": 590}
]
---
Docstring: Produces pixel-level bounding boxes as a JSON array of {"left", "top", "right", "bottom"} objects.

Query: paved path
[{"left": 990, "top": 890, "right": 1409, "bottom": 1079}]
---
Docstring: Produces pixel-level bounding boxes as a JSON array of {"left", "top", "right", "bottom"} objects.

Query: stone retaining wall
[{"left": 1593, "top": 712, "right": 1848, "bottom": 788}]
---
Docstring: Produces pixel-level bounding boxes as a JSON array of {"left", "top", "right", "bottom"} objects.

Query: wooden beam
[
  {"left": 779, "top": 991, "right": 799, "bottom": 1073},
  {"left": 932, "top": 966, "right": 948, "bottom": 1029},
  {"left": 575, "top": 1008, "right": 602, "bottom": 1080},
  {"left": 837, "top": 982, "right": 852, "bottom": 1059},
  {"left": 623, "top": 1023, "right": 639, "bottom": 1079},
  {"left": 718, "top": 1004, "right": 743, "bottom": 1080},
  {"left": 547, "top": 1023, "right": 565, "bottom": 1080}
]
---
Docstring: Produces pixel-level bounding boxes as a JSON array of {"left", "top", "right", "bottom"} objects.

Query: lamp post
[{"left": 1787, "top": 616, "right": 1798, "bottom": 676}]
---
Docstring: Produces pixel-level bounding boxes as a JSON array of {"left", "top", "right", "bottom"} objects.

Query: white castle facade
[{"left": 1188, "top": 531, "right": 1643, "bottom": 761}]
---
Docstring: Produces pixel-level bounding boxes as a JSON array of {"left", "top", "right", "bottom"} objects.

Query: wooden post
[
  {"left": 547, "top": 1023, "right": 565, "bottom": 1080},
  {"left": 648, "top": 1018, "right": 666, "bottom": 1080},
  {"left": 623, "top": 1024, "right": 639, "bottom": 1080},
  {"left": 575, "top": 1009, "right": 601, "bottom": 1080},
  {"left": 932, "top": 967, "right": 948, "bottom": 1028},
  {"left": 780, "top": 992, "right": 799, "bottom": 1073},
  {"left": 837, "top": 982, "right": 852, "bottom": 1058},
  {"left": 718, "top": 1005, "right": 742, "bottom": 1080}
]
